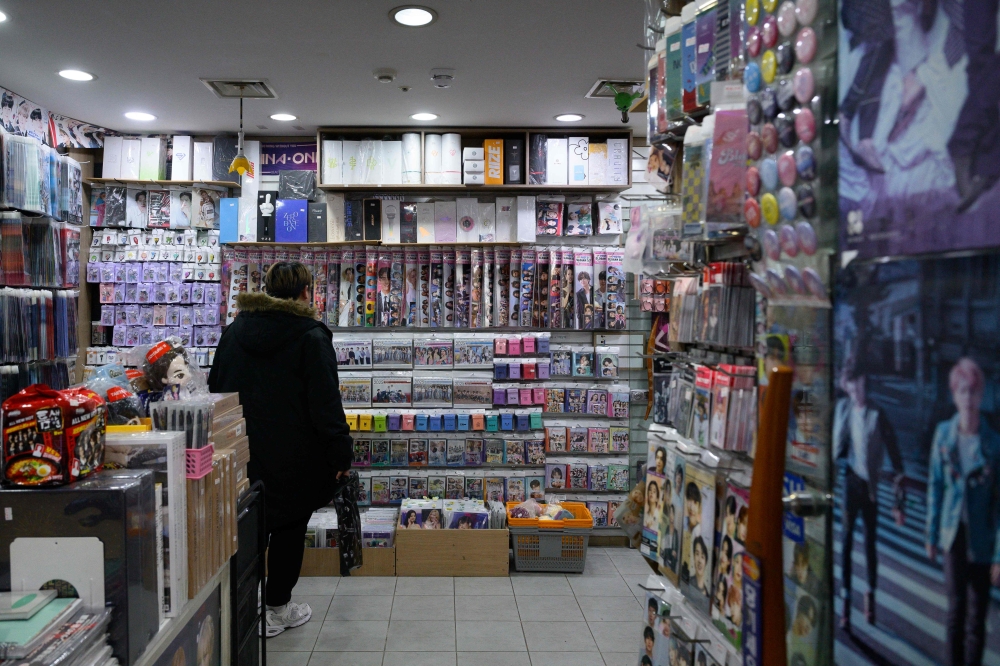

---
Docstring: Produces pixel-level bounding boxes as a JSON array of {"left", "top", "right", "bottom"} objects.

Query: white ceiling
[{"left": 0, "top": 0, "right": 647, "bottom": 136}]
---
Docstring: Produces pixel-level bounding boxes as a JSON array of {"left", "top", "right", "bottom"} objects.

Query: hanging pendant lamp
[{"left": 229, "top": 91, "right": 251, "bottom": 176}]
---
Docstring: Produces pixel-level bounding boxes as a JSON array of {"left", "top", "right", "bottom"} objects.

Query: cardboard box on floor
[
  {"left": 296, "top": 547, "right": 396, "bottom": 577},
  {"left": 394, "top": 529, "right": 509, "bottom": 577}
]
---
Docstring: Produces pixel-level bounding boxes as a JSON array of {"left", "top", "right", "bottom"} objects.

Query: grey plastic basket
[{"left": 510, "top": 526, "right": 593, "bottom": 573}]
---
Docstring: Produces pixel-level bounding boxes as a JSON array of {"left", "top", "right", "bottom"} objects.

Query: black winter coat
[{"left": 208, "top": 292, "right": 353, "bottom": 515}]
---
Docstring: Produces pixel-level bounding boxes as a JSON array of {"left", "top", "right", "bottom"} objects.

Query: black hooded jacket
[{"left": 208, "top": 292, "right": 352, "bottom": 515}]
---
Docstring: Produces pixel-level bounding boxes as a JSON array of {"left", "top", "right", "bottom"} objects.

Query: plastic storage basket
[{"left": 507, "top": 502, "right": 594, "bottom": 573}]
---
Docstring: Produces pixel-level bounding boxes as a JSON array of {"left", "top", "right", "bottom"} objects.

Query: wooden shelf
[
  {"left": 316, "top": 184, "right": 630, "bottom": 193},
  {"left": 316, "top": 126, "right": 634, "bottom": 191},
  {"left": 85, "top": 178, "right": 241, "bottom": 189}
]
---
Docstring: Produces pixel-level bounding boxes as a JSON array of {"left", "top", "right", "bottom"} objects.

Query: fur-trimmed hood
[
  {"left": 236, "top": 292, "right": 318, "bottom": 319},
  {"left": 228, "top": 292, "right": 327, "bottom": 356}
]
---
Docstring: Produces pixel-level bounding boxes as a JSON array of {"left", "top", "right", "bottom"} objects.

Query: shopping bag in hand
[{"left": 331, "top": 471, "right": 363, "bottom": 576}]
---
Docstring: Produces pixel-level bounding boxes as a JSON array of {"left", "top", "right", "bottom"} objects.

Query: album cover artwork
[
  {"left": 412, "top": 376, "right": 453, "bottom": 407},
  {"left": 372, "top": 374, "right": 411, "bottom": 406},
  {"left": 426, "top": 439, "right": 447, "bottom": 467},
  {"left": 413, "top": 339, "right": 453, "bottom": 367},
  {"left": 506, "top": 439, "right": 525, "bottom": 465},
  {"left": 373, "top": 339, "right": 413, "bottom": 368},
  {"left": 333, "top": 339, "right": 372, "bottom": 367},
  {"left": 390, "top": 439, "right": 408, "bottom": 467}
]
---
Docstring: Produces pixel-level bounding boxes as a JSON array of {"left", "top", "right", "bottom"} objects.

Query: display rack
[
  {"left": 85, "top": 178, "right": 241, "bottom": 191},
  {"left": 314, "top": 125, "right": 633, "bottom": 190}
]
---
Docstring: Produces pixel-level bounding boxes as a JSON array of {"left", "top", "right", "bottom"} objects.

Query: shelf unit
[
  {"left": 85, "top": 178, "right": 241, "bottom": 190},
  {"left": 315, "top": 126, "right": 633, "bottom": 191}
]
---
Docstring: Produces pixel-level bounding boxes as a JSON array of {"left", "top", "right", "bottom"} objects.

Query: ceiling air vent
[
  {"left": 200, "top": 78, "right": 278, "bottom": 99},
  {"left": 585, "top": 79, "right": 644, "bottom": 99}
]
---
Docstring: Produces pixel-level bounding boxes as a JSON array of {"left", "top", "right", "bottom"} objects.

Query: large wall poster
[
  {"left": 838, "top": 0, "right": 1000, "bottom": 260},
  {"left": 833, "top": 255, "right": 1000, "bottom": 666}
]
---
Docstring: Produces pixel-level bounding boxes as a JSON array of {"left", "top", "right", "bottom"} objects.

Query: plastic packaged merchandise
[
  {"left": 277, "top": 169, "right": 317, "bottom": 200},
  {"left": 131, "top": 335, "right": 209, "bottom": 401},
  {"left": 81, "top": 363, "right": 145, "bottom": 425},
  {"left": 1, "top": 383, "right": 106, "bottom": 486}
]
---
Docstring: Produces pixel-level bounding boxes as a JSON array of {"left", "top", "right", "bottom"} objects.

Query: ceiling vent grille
[
  {"left": 200, "top": 78, "right": 277, "bottom": 99},
  {"left": 585, "top": 79, "right": 644, "bottom": 99}
]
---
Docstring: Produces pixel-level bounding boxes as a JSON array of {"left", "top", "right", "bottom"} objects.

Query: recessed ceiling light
[
  {"left": 391, "top": 5, "right": 437, "bottom": 26},
  {"left": 59, "top": 69, "right": 94, "bottom": 81},
  {"left": 124, "top": 111, "right": 156, "bottom": 121},
  {"left": 410, "top": 112, "right": 438, "bottom": 121},
  {"left": 555, "top": 114, "right": 584, "bottom": 122},
  {"left": 0, "top": 11, "right": 7, "bottom": 22},
  {"left": 270, "top": 113, "right": 296, "bottom": 121}
]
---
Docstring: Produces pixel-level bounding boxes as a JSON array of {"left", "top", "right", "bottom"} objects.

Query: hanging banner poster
[
  {"left": 260, "top": 141, "right": 317, "bottom": 175},
  {"left": 838, "top": 0, "right": 1000, "bottom": 259},
  {"left": 833, "top": 254, "right": 1000, "bottom": 665}
]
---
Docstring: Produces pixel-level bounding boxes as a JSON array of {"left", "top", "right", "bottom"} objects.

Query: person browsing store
[{"left": 209, "top": 261, "right": 353, "bottom": 637}]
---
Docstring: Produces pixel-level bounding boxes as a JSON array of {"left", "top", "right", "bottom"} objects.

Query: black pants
[
  {"left": 944, "top": 523, "right": 991, "bottom": 666},
  {"left": 266, "top": 509, "right": 311, "bottom": 608},
  {"left": 841, "top": 469, "right": 879, "bottom": 596}
]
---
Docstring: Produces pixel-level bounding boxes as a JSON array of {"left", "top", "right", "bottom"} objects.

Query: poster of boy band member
[
  {"left": 833, "top": 254, "right": 1000, "bottom": 666},
  {"left": 839, "top": 0, "right": 1000, "bottom": 259}
]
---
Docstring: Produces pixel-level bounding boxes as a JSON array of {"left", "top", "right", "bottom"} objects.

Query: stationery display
[
  {"left": 2, "top": 213, "right": 80, "bottom": 288},
  {"left": 0, "top": 129, "right": 83, "bottom": 223}
]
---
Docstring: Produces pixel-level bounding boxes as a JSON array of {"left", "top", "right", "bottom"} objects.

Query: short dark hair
[
  {"left": 686, "top": 482, "right": 700, "bottom": 502},
  {"left": 378, "top": 267, "right": 390, "bottom": 280},
  {"left": 648, "top": 597, "right": 658, "bottom": 610},
  {"left": 643, "top": 626, "right": 654, "bottom": 640},
  {"left": 265, "top": 261, "right": 312, "bottom": 299},
  {"left": 693, "top": 536, "right": 708, "bottom": 558},
  {"left": 578, "top": 271, "right": 591, "bottom": 282}
]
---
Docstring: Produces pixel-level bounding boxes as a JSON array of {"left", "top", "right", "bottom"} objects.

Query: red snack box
[{"left": 2, "top": 384, "right": 106, "bottom": 486}]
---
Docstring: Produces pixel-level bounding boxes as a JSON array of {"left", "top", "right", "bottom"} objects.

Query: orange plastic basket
[{"left": 505, "top": 501, "right": 594, "bottom": 529}]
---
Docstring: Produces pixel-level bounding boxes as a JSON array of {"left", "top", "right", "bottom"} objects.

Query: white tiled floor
[{"left": 267, "top": 547, "right": 654, "bottom": 666}]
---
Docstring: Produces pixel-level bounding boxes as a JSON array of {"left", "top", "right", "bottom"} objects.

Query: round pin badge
[
  {"left": 747, "top": 131, "right": 763, "bottom": 160},
  {"left": 745, "top": 62, "right": 762, "bottom": 93},
  {"left": 796, "top": 184, "right": 816, "bottom": 217},
  {"left": 777, "top": 1, "right": 798, "bottom": 36},
  {"left": 760, "top": 158, "right": 779, "bottom": 190},
  {"left": 803, "top": 267, "right": 825, "bottom": 298},
  {"left": 776, "top": 114, "right": 797, "bottom": 147},
  {"left": 762, "top": 123, "right": 779, "bottom": 153},
  {"left": 746, "top": 0, "right": 761, "bottom": 25},
  {"left": 795, "top": 107, "right": 817, "bottom": 143},
  {"left": 763, "top": 228, "right": 781, "bottom": 260},
  {"left": 777, "top": 79, "right": 796, "bottom": 112},
  {"left": 747, "top": 26, "right": 762, "bottom": 57},
  {"left": 748, "top": 97, "right": 763, "bottom": 125},
  {"left": 778, "top": 187, "right": 798, "bottom": 220},
  {"left": 776, "top": 41, "right": 795, "bottom": 75},
  {"left": 793, "top": 67, "right": 815, "bottom": 104},
  {"left": 784, "top": 265, "right": 806, "bottom": 294},
  {"left": 761, "top": 88, "right": 779, "bottom": 120},
  {"left": 765, "top": 267, "right": 788, "bottom": 294},
  {"left": 761, "top": 193, "right": 780, "bottom": 225},
  {"left": 762, "top": 50, "right": 778, "bottom": 83},
  {"left": 795, "top": 27, "right": 817, "bottom": 63},
  {"left": 796, "top": 145, "right": 816, "bottom": 180},
  {"left": 779, "top": 223, "right": 799, "bottom": 256},
  {"left": 749, "top": 272, "right": 774, "bottom": 299},
  {"left": 744, "top": 197, "right": 762, "bottom": 227},
  {"left": 796, "top": 221, "right": 818, "bottom": 254},
  {"left": 778, "top": 151, "right": 797, "bottom": 186},
  {"left": 761, "top": 15, "right": 779, "bottom": 48},
  {"left": 747, "top": 166, "right": 761, "bottom": 196},
  {"left": 795, "top": 0, "right": 818, "bottom": 26}
]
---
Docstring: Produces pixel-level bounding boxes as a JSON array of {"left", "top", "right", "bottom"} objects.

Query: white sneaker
[{"left": 263, "top": 602, "right": 312, "bottom": 638}]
